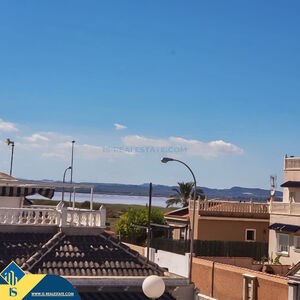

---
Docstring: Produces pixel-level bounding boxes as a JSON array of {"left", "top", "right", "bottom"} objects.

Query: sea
[{"left": 28, "top": 192, "right": 170, "bottom": 207}]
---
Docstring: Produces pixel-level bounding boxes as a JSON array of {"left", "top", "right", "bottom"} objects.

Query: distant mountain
[
  {"left": 24, "top": 178, "right": 282, "bottom": 202},
  {"left": 199, "top": 186, "right": 282, "bottom": 202}
]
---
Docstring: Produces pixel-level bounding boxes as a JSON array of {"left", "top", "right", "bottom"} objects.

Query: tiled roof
[
  {"left": 79, "top": 292, "right": 175, "bottom": 300},
  {"left": 0, "top": 232, "right": 52, "bottom": 270},
  {"left": 165, "top": 207, "right": 188, "bottom": 217},
  {"left": 20, "top": 232, "right": 164, "bottom": 277},
  {"left": 164, "top": 207, "right": 189, "bottom": 220}
]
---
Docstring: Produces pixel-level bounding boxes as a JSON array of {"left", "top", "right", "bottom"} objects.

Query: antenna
[{"left": 270, "top": 175, "right": 277, "bottom": 198}]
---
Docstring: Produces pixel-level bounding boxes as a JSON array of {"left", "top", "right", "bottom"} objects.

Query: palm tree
[{"left": 166, "top": 182, "right": 205, "bottom": 208}]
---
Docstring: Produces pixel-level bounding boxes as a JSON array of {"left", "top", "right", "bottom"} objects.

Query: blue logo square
[{"left": 0, "top": 262, "right": 25, "bottom": 286}]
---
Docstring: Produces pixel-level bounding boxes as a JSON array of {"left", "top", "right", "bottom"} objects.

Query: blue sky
[{"left": 0, "top": 0, "right": 299, "bottom": 189}]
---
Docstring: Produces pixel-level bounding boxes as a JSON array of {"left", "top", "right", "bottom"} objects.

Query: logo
[
  {"left": 0, "top": 262, "right": 25, "bottom": 297},
  {"left": 1, "top": 262, "right": 25, "bottom": 286},
  {"left": 0, "top": 261, "right": 80, "bottom": 299}
]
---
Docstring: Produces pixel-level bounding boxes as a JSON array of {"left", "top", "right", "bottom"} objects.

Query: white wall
[{"left": 145, "top": 248, "right": 190, "bottom": 277}]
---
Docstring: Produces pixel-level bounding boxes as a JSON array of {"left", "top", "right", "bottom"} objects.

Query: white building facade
[{"left": 269, "top": 156, "right": 300, "bottom": 265}]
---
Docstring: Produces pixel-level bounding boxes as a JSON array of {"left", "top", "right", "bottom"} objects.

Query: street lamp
[
  {"left": 6, "top": 138, "right": 15, "bottom": 176},
  {"left": 161, "top": 157, "right": 197, "bottom": 284},
  {"left": 69, "top": 140, "right": 75, "bottom": 206},
  {"left": 142, "top": 275, "right": 165, "bottom": 299},
  {"left": 62, "top": 166, "right": 72, "bottom": 204}
]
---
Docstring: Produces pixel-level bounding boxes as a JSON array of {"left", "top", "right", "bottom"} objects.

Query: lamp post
[
  {"left": 62, "top": 166, "right": 72, "bottom": 204},
  {"left": 69, "top": 140, "right": 75, "bottom": 207},
  {"left": 161, "top": 157, "right": 197, "bottom": 284},
  {"left": 147, "top": 182, "right": 152, "bottom": 262},
  {"left": 6, "top": 138, "right": 15, "bottom": 176}
]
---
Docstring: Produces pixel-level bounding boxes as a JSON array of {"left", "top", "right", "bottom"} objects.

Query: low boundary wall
[{"left": 192, "top": 257, "right": 289, "bottom": 300}]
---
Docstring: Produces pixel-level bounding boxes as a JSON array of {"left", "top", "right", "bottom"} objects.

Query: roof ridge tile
[{"left": 22, "top": 231, "right": 65, "bottom": 272}]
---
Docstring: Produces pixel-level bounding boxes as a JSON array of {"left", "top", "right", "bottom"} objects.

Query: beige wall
[
  {"left": 168, "top": 216, "right": 269, "bottom": 242},
  {"left": 172, "top": 228, "right": 188, "bottom": 240},
  {"left": 192, "top": 257, "right": 288, "bottom": 300},
  {"left": 284, "top": 170, "right": 300, "bottom": 182},
  {"left": 197, "top": 217, "right": 269, "bottom": 242},
  {"left": 173, "top": 228, "right": 180, "bottom": 240},
  {"left": 123, "top": 242, "right": 145, "bottom": 256},
  {"left": 0, "top": 196, "right": 22, "bottom": 208},
  {"left": 283, "top": 156, "right": 300, "bottom": 202}
]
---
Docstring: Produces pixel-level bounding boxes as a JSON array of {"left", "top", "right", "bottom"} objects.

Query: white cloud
[
  {"left": 0, "top": 118, "right": 18, "bottom": 132},
  {"left": 16, "top": 142, "right": 43, "bottom": 150},
  {"left": 122, "top": 135, "right": 169, "bottom": 147},
  {"left": 114, "top": 123, "right": 127, "bottom": 130},
  {"left": 13, "top": 129, "right": 134, "bottom": 160},
  {"left": 76, "top": 143, "right": 134, "bottom": 159},
  {"left": 41, "top": 141, "right": 134, "bottom": 160},
  {"left": 23, "top": 133, "right": 49, "bottom": 142},
  {"left": 169, "top": 137, "right": 244, "bottom": 158},
  {"left": 37, "top": 132, "right": 73, "bottom": 142},
  {"left": 122, "top": 135, "right": 243, "bottom": 158},
  {"left": 42, "top": 152, "right": 65, "bottom": 159},
  {"left": 16, "top": 132, "right": 72, "bottom": 151}
]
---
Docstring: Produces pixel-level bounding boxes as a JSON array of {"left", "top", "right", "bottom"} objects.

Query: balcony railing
[
  {"left": 0, "top": 205, "right": 106, "bottom": 228},
  {"left": 196, "top": 200, "right": 269, "bottom": 218},
  {"left": 269, "top": 201, "right": 300, "bottom": 215},
  {"left": 64, "top": 208, "right": 105, "bottom": 227}
]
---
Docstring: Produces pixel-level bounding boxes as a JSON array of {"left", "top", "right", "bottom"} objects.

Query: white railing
[
  {"left": 0, "top": 205, "right": 106, "bottom": 228},
  {"left": 198, "top": 200, "right": 269, "bottom": 215},
  {"left": 30, "top": 205, "right": 57, "bottom": 209},
  {"left": 63, "top": 207, "right": 105, "bottom": 227},
  {"left": 269, "top": 202, "right": 300, "bottom": 215},
  {"left": 0, "top": 208, "right": 59, "bottom": 225}
]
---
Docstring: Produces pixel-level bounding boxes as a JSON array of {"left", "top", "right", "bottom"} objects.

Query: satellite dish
[{"left": 270, "top": 190, "right": 275, "bottom": 196}]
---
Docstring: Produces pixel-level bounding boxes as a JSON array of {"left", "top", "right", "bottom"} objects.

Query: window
[
  {"left": 245, "top": 229, "right": 256, "bottom": 242},
  {"left": 179, "top": 228, "right": 185, "bottom": 240},
  {"left": 294, "top": 236, "right": 300, "bottom": 251},
  {"left": 277, "top": 233, "right": 289, "bottom": 255}
]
